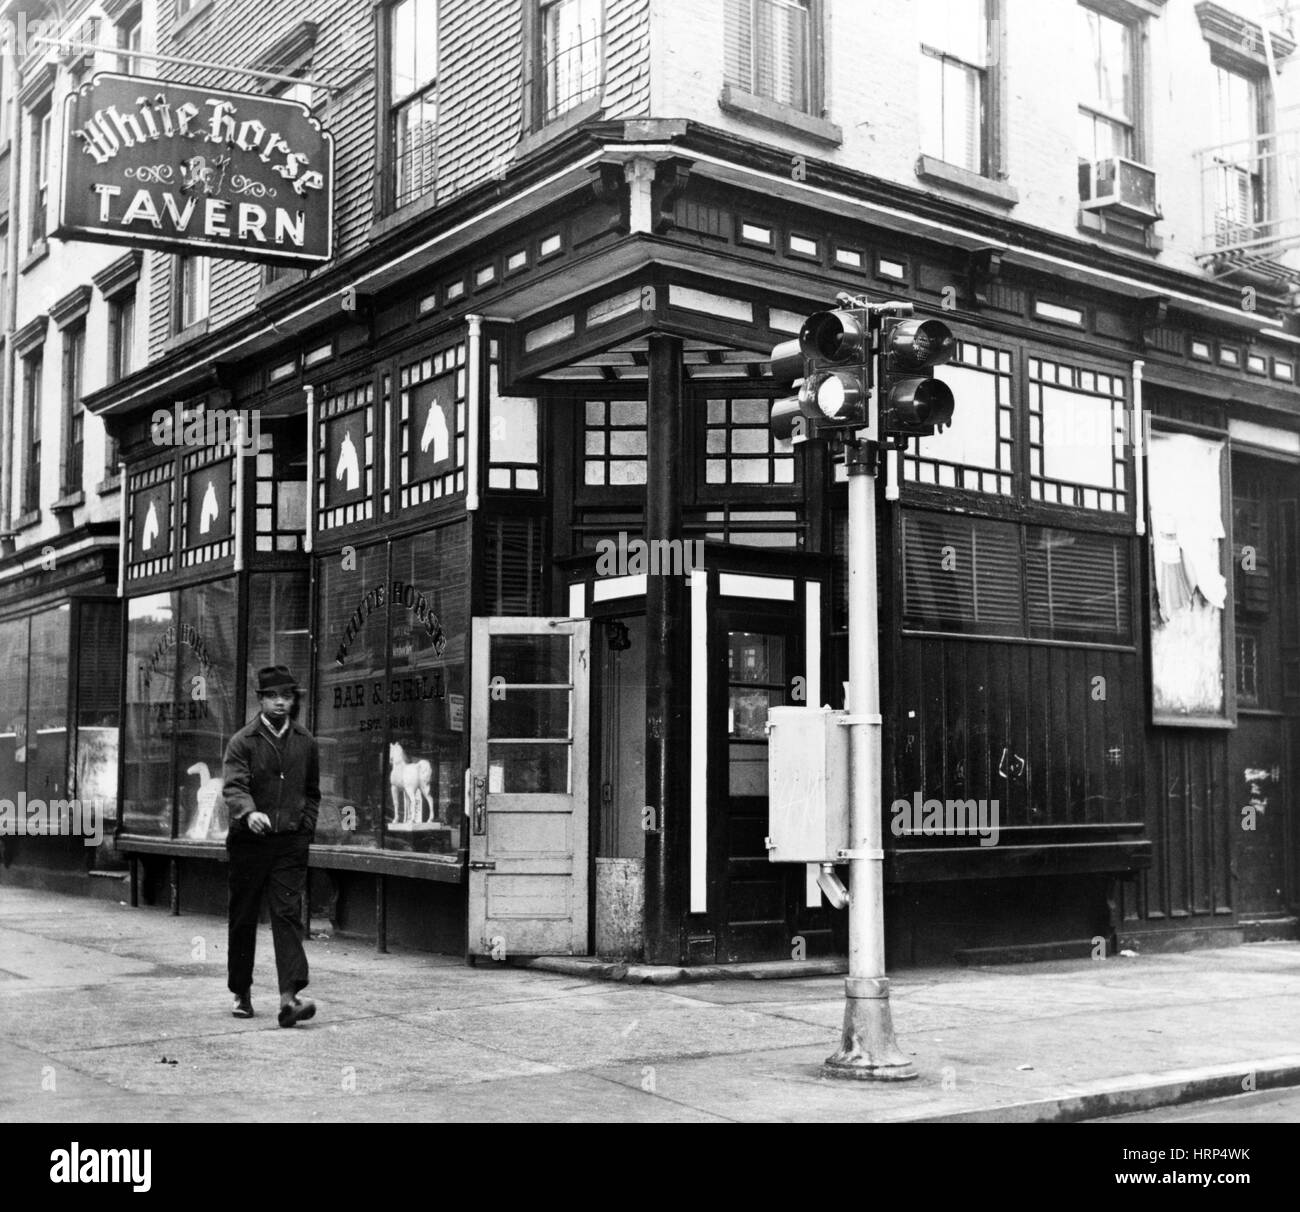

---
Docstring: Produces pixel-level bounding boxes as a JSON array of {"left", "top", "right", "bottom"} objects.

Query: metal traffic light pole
[{"left": 824, "top": 299, "right": 917, "bottom": 1081}]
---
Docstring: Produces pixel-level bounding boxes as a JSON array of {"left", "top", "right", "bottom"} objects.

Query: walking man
[{"left": 223, "top": 664, "right": 320, "bottom": 1027}]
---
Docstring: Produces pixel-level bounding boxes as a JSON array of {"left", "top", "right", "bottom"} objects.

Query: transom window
[
  {"left": 584, "top": 400, "right": 647, "bottom": 487},
  {"left": 904, "top": 339, "right": 1013, "bottom": 496},
  {"left": 1077, "top": 4, "right": 1137, "bottom": 162},
  {"left": 1029, "top": 357, "right": 1128, "bottom": 512},
  {"left": 705, "top": 396, "right": 794, "bottom": 486},
  {"left": 390, "top": 0, "right": 438, "bottom": 209},
  {"left": 919, "top": 0, "right": 990, "bottom": 174}
]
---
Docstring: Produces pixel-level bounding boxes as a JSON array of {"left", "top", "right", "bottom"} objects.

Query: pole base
[{"left": 823, "top": 994, "right": 918, "bottom": 1082}]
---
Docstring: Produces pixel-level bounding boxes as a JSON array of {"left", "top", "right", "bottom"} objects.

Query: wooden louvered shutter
[
  {"left": 902, "top": 512, "right": 1022, "bottom": 635},
  {"left": 1026, "top": 527, "right": 1130, "bottom": 641},
  {"left": 483, "top": 515, "right": 543, "bottom": 616}
]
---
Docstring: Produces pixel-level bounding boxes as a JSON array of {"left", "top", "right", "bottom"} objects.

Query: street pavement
[{"left": 1, "top": 884, "right": 1299, "bottom": 1123}]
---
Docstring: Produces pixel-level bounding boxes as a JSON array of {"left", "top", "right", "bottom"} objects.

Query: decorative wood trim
[
  {"left": 51, "top": 285, "right": 93, "bottom": 330},
  {"left": 92, "top": 251, "right": 143, "bottom": 299},
  {"left": 14, "top": 312, "right": 48, "bottom": 354},
  {"left": 17, "top": 63, "right": 57, "bottom": 110},
  {"left": 252, "top": 19, "right": 319, "bottom": 74}
]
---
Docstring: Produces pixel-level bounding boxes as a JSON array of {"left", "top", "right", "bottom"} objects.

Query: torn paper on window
[{"left": 1147, "top": 431, "right": 1227, "bottom": 718}]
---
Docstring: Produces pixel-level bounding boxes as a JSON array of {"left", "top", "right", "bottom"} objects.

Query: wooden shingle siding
[
  {"left": 438, "top": 1, "right": 525, "bottom": 202},
  {"left": 146, "top": 1, "right": 654, "bottom": 363},
  {"left": 147, "top": 0, "right": 373, "bottom": 358},
  {"left": 602, "top": 0, "right": 650, "bottom": 115}
]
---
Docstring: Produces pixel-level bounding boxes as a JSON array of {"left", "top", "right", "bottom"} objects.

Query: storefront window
[
  {"left": 74, "top": 602, "right": 121, "bottom": 821},
  {"left": 27, "top": 607, "right": 70, "bottom": 801},
  {"left": 0, "top": 618, "right": 29, "bottom": 807},
  {"left": 386, "top": 528, "right": 466, "bottom": 852},
  {"left": 123, "top": 593, "right": 178, "bottom": 836},
  {"left": 315, "top": 545, "right": 387, "bottom": 848},
  {"left": 175, "top": 578, "right": 239, "bottom": 840},
  {"left": 246, "top": 571, "right": 311, "bottom": 720}
]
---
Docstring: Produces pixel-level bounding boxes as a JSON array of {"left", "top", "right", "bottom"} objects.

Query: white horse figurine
[
  {"left": 186, "top": 761, "right": 225, "bottom": 839},
  {"left": 388, "top": 742, "right": 433, "bottom": 825}
]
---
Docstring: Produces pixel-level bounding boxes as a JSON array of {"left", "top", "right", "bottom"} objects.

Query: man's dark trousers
[{"left": 227, "top": 829, "right": 310, "bottom": 997}]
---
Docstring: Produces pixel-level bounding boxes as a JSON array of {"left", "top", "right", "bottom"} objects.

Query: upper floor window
[
  {"left": 118, "top": 6, "right": 142, "bottom": 75},
  {"left": 390, "top": 0, "right": 438, "bottom": 209},
  {"left": 918, "top": 0, "right": 991, "bottom": 174},
  {"left": 541, "top": 0, "right": 603, "bottom": 122},
  {"left": 1211, "top": 63, "right": 1263, "bottom": 238},
  {"left": 723, "top": 0, "right": 818, "bottom": 115},
  {"left": 1077, "top": 4, "right": 1137, "bottom": 163},
  {"left": 21, "top": 350, "right": 43, "bottom": 513},
  {"left": 62, "top": 323, "right": 86, "bottom": 495},
  {"left": 177, "top": 254, "right": 211, "bottom": 331},
  {"left": 28, "top": 103, "right": 51, "bottom": 251},
  {"left": 109, "top": 288, "right": 136, "bottom": 384}
]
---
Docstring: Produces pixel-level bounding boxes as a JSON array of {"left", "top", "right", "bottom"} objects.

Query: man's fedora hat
[{"left": 256, "top": 664, "right": 299, "bottom": 695}]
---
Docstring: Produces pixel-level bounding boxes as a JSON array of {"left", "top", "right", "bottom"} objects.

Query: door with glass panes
[{"left": 468, "top": 618, "right": 590, "bottom": 956}]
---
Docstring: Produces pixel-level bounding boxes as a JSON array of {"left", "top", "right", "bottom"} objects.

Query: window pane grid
[
  {"left": 1029, "top": 358, "right": 1128, "bottom": 513},
  {"left": 704, "top": 396, "right": 795, "bottom": 486},
  {"left": 582, "top": 399, "right": 647, "bottom": 487}
]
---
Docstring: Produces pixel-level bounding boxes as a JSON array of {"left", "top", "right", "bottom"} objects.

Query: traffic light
[
  {"left": 878, "top": 315, "right": 956, "bottom": 440},
  {"left": 767, "top": 309, "right": 872, "bottom": 441}
]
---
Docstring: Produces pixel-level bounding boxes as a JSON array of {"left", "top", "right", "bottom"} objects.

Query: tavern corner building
[{"left": 0, "top": 0, "right": 1297, "bottom": 968}]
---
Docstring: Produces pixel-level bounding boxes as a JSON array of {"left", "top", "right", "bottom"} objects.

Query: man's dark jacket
[{"left": 222, "top": 717, "right": 320, "bottom": 836}]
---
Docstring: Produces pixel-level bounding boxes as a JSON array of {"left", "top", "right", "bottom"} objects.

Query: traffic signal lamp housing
[
  {"left": 767, "top": 309, "right": 872, "bottom": 440},
  {"left": 879, "top": 316, "right": 956, "bottom": 439}
]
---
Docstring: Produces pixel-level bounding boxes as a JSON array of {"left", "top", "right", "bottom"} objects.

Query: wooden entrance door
[{"left": 468, "top": 618, "right": 590, "bottom": 957}]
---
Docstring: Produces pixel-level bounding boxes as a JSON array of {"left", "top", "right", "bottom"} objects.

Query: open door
[{"left": 469, "top": 618, "right": 590, "bottom": 957}]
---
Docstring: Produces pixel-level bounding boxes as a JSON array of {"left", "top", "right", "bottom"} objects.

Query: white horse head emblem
[
  {"left": 420, "top": 398, "right": 449, "bottom": 463},
  {"left": 335, "top": 429, "right": 360, "bottom": 492},
  {"left": 198, "top": 479, "right": 220, "bottom": 535},
  {"left": 141, "top": 500, "right": 160, "bottom": 551}
]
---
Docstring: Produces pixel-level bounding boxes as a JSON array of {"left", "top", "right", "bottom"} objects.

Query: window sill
[
  {"left": 162, "top": 318, "right": 210, "bottom": 354},
  {"left": 254, "top": 269, "right": 308, "bottom": 307},
  {"left": 514, "top": 95, "right": 604, "bottom": 163},
  {"left": 717, "top": 84, "right": 842, "bottom": 147},
  {"left": 14, "top": 509, "right": 40, "bottom": 531},
  {"left": 172, "top": 0, "right": 214, "bottom": 43},
  {"left": 369, "top": 188, "right": 440, "bottom": 245},
  {"left": 915, "top": 156, "right": 1019, "bottom": 208},
  {"left": 20, "top": 240, "right": 48, "bottom": 273},
  {"left": 52, "top": 490, "right": 84, "bottom": 512},
  {"left": 96, "top": 474, "right": 122, "bottom": 496},
  {"left": 1077, "top": 207, "right": 1163, "bottom": 252}
]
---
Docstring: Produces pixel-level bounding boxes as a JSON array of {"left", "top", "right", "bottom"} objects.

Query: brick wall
[{"left": 652, "top": 0, "right": 1300, "bottom": 282}]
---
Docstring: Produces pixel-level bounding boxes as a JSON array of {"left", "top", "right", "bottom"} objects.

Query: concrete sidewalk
[{"left": 1, "top": 884, "right": 1298, "bottom": 1123}]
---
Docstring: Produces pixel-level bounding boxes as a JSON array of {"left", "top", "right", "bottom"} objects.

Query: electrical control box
[{"left": 766, "top": 706, "right": 850, "bottom": 863}]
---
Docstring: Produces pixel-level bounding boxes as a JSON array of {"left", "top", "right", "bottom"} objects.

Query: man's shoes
[
  {"left": 277, "top": 996, "right": 316, "bottom": 1028},
  {"left": 231, "top": 992, "right": 254, "bottom": 1018}
]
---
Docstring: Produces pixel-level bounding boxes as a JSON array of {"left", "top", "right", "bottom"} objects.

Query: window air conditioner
[{"left": 1079, "top": 157, "right": 1160, "bottom": 221}]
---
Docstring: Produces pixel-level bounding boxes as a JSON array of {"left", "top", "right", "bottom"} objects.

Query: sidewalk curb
[
  {"left": 509, "top": 956, "right": 849, "bottom": 983},
  {"left": 896, "top": 1056, "right": 1300, "bottom": 1123}
]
